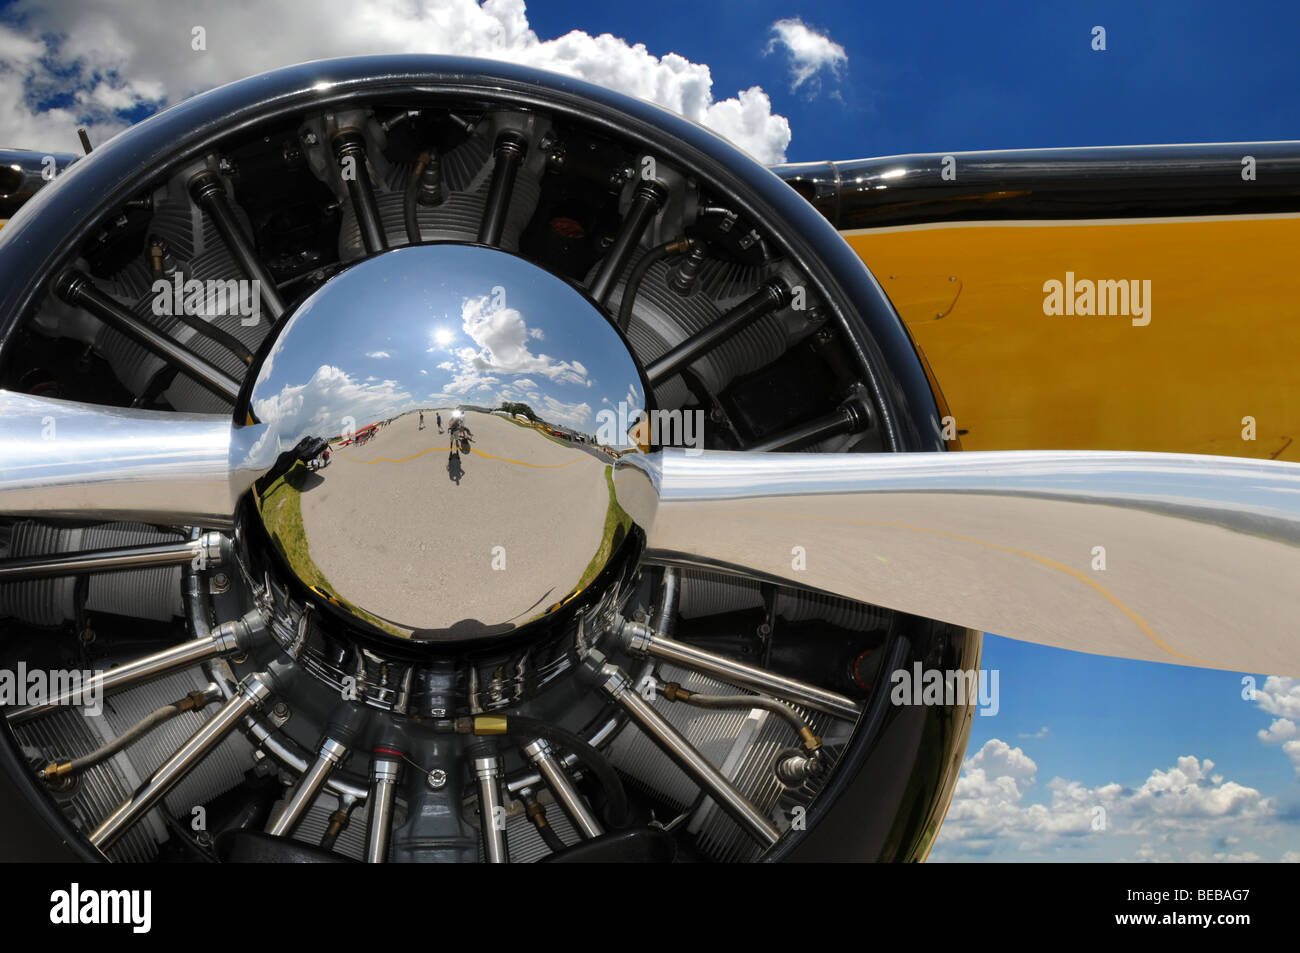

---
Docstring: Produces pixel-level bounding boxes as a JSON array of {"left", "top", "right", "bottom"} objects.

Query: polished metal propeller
[
  {"left": 643, "top": 448, "right": 1300, "bottom": 675},
  {"left": 3, "top": 243, "right": 1298, "bottom": 671}
]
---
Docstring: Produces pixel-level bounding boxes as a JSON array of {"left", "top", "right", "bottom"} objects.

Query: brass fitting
[
  {"left": 179, "top": 690, "right": 210, "bottom": 713},
  {"left": 663, "top": 682, "right": 692, "bottom": 702},
  {"left": 41, "top": 761, "right": 73, "bottom": 780},
  {"left": 324, "top": 809, "right": 350, "bottom": 840},
  {"left": 472, "top": 715, "right": 509, "bottom": 735}
]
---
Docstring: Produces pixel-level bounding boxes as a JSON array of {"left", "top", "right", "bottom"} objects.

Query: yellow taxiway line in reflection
[{"left": 338, "top": 444, "right": 585, "bottom": 470}]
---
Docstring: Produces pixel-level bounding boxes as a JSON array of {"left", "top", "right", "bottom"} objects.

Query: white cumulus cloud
[
  {"left": 459, "top": 293, "right": 587, "bottom": 384},
  {"left": 537, "top": 394, "right": 592, "bottom": 429},
  {"left": 1255, "top": 676, "right": 1300, "bottom": 720},
  {"left": 766, "top": 17, "right": 847, "bottom": 95},
  {"left": 930, "top": 739, "right": 1283, "bottom": 862},
  {"left": 1252, "top": 678, "right": 1300, "bottom": 777},
  {"left": 1, "top": 0, "right": 792, "bottom": 163}
]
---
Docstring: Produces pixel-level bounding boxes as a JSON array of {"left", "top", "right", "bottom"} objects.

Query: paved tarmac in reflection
[{"left": 299, "top": 411, "right": 610, "bottom": 637}]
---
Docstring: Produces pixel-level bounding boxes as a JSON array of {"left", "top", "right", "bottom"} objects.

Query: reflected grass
[
  {"left": 259, "top": 461, "right": 407, "bottom": 638},
  {"left": 575, "top": 465, "right": 633, "bottom": 594}
]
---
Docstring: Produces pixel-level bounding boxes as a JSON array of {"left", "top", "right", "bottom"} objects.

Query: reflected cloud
[
  {"left": 252, "top": 365, "right": 417, "bottom": 446},
  {"left": 537, "top": 395, "right": 595, "bottom": 430},
  {"left": 457, "top": 293, "right": 590, "bottom": 385}
]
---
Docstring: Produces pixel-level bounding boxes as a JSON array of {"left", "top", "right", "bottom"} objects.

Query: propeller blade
[
  {"left": 647, "top": 449, "right": 1300, "bottom": 676},
  {"left": 0, "top": 390, "right": 244, "bottom": 526}
]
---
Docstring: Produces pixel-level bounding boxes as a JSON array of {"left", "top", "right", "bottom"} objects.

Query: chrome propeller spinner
[
  {"left": 241, "top": 243, "right": 651, "bottom": 641},
  {"left": 2, "top": 241, "right": 1300, "bottom": 672}
]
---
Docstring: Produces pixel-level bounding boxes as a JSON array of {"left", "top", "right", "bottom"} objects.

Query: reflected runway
[{"left": 298, "top": 411, "right": 612, "bottom": 637}]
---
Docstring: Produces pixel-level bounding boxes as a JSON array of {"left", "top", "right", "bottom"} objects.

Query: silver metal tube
[
  {"left": 595, "top": 660, "right": 780, "bottom": 847},
  {"left": 183, "top": 566, "right": 371, "bottom": 805},
  {"left": 266, "top": 737, "right": 348, "bottom": 837},
  {"left": 184, "top": 564, "right": 371, "bottom": 804},
  {"left": 504, "top": 715, "right": 620, "bottom": 795},
  {"left": 365, "top": 753, "right": 402, "bottom": 863},
  {"left": 89, "top": 672, "right": 273, "bottom": 851},
  {"left": 523, "top": 738, "right": 603, "bottom": 839},
  {"left": 241, "top": 714, "right": 370, "bottom": 802},
  {"left": 652, "top": 566, "right": 680, "bottom": 641},
  {"left": 0, "top": 532, "right": 223, "bottom": 581},
  {"left": 622, "top": 621, "right": 861, "bottom": 721},
  {"left": 6, "top": 623, "right": 243, "bottom": 725},
  {"left": 473, "top": 753, "right": 509, "bottom": 863}
]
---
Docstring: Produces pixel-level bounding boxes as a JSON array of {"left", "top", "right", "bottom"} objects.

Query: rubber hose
[{"left": 616, "top": 239, "right": 687, "bottom": 332}]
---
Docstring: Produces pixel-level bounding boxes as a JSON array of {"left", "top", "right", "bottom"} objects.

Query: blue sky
[
  {"left": 939, "top": 640, "right": 1300, "bottom": 862},
  {"left": 3, "top": 0, "right": 1297, "bottom": 861},
  {"left": 525, "top": 0, "right": 1300, "bottom": 161}
]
